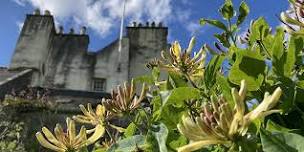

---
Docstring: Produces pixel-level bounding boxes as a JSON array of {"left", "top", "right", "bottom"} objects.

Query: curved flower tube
[
  {"left": 36, "top": 117, "right": 105, "bottom": 152},
  {"left": 177, "top": 80, "right": 282, "bottom": 152},
  {"left": 102, "top": 79, "right": 147, "bottom": 115},
  {"left": 159, "top": 37, "right": 206, "bottom": 80},
  {"left": 73, "top": 103, "right": 107, "bottom": 126}
]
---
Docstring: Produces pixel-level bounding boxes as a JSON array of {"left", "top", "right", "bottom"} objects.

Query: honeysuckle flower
[
  {"left": 73, "top": 103, "right": 125, "bottom": 134},
  {"left": 280, "top": 1, "right": 304, "bottom": 35},
  {"left": 36, "top": 117, "right": 105, "bottom": 152},
  {"left": 73, "top": 103, "right": 107, "bottom": 126},
  {"left": 177, "top": 80, "right": 282, "bottom": 152},
  {"left": 159, "top": 37, "right": 206, "bottom": 80},
  {"left": 102, "top": 80, "right": 147, "bottom": 115}
]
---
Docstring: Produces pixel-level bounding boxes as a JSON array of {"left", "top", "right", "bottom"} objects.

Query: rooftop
[{"left": 0, "top": 67, "right": 20, "bottom": 83}]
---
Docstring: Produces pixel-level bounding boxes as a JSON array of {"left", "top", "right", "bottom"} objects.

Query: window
[{"left": 92, "top": 78, "right": 106, "bottom": 92}]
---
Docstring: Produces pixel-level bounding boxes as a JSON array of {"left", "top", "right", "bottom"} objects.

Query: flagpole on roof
[{"left": 117, "top": 0, "right": 127, "bottom": 72}]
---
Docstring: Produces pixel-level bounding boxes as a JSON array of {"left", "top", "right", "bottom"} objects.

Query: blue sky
[{"left": 0, "top": 0, "right": 289, "bottom": 66}]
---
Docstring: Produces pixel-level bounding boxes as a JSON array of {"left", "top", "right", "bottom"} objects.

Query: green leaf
[
  {"left": 237, "top": 1, "right": 249, "bottom": 26},
  {"left": 271, "top": 28, "right": 285, "bottom": 60},
  {"left": 228, "top": 49, "right": 266, "bottom": 91},
  {"left": 150, "top": 123, "right": 169, "bottom": 152},
  {"left": 214, "top": 33, "right": 230, "bottom": 48},
  {"left": 160, "top": 87, "right": 201, "bottom": 107},
  {"left": 124, "top": 122, "right": 137, "bottom": 138},
  {"left": 200, "top": 19, "right": 227, "bottom": 31},
  {"left": 160, "top": 105, "right": 186, "bottom": 129},
  {"left": 216, "top": 74, "right": 233, "bottom": 108},
  {"left": 204, "top": 55, "right": 225, "bottom": 89},
  {"left": 134, "top": 75, "right": 154, "bottom": 85},
  {"left": 297, "top": 80, "right": 304, "bottom": 89},
  {"left": 220, "top": 0, "right": 234, "bottom": 20},
  {"left": 249, "top": 17, "right": 270, "bottom": 45},
  {"left": 260, "top": 129, "right": 304, "bottom": 152},
  {"left": 152, "top": 67, "right": 161, "bottom": 81},
  {"left": 167, "top": 131, "right": 187, "bottom": 151},
  {"left": 168, "top": 72, "right": 188, "bottom": 88},
  {"left": 107, "top": 135, "right": 146, "bottom": 152},
  {"left": 266, "top": 120, "right": 292, "bottom": 133},
  {"left": 284, "top": 36, "right": 303, "bottom": 77}
]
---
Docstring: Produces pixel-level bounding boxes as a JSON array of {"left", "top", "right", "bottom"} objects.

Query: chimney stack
[
  {"left": 33, "top": 9, "right": 40, "bottom": 15},
  {"left": 80, "top": 26, "right": 87, "bottom": 35},
  {"left": 44, "top": 10, "right": 51, "bottom": 15},
  {"left": 69, "top": 28, "right": 74, "bottom": 34},
  {"left": 58, "top": 26, "right": 64, "bottom": 34}
]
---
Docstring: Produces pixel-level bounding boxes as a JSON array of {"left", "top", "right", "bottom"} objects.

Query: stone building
[{"left": 0, "top": 9, "right": 168, "bottom": 99}]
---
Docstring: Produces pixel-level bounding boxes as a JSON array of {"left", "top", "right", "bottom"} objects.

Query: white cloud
[
  {"left": 186, "top": 21, "right": 204, "bottom": 36},
  {"left": 16, "top": 21, "right": 24, "bottom": 32},
  {"left": 12, "top": 0, "right": 26, "bottom": 6},
  {"left": 12, "top": 0, "right": 173, "bottom": 37}
]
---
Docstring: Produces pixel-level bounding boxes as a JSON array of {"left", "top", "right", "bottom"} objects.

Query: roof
[{"left": 0, "top": 67, "right": 21, "bottom": 83}]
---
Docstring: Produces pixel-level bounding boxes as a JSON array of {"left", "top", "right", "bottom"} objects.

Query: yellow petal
[
  {"left": 79, "top": 104, "right": 91, "bottom": 117},
  {"left": 73, "top": 115, "right": 92, "bottom": 124},
  {"left": 54, "top": 124, "right": 65, "bottom": 144},
  {"left": 36, "top": 132, "right": 66, "bottom": 152},
  {"left": 109, "top": 124, "right": 125, "bottom": 133},
  {"left": 232, "top": 88, "right": 245, "bottom": 116},
  {"left": 228, "top": 113, "right": 243, "bottom": 137},
  {"left": 280, "top": 12, "right": 304, "bottom": 28},
  {"left": 87, "top": 124, "right": 105, "bottom": 145},
  {"left": 42, "top": 127, "right": 67, "bottom": 149},
  {"left": 238, "top": 80, "right": 247, "bottom": 102},
  {"left": 67, "top": 118, "right": 76, "bottom": 143},
  {"left": 172, "top": 41, "right": 181, "bottom": 61},
  {"left": 96, "top": 104, "right": 105, "bottom": 116},
  {"left": 186, "top": 37, "right": 196, "bottom": 54},
  {"left": 74, "top": 126, "right": 87, "bottom": 148},
  {"left": 177, "top": 140, "right": 229, "bottom": 152},
  {"left": 245, "top": 87, "right": 282, "bottom": 122},
  {"left": 86, "top": 128, "right": 96, "bottom": 134},
  {"left": 87, "top": 103, "right": 96, "bottom": 117}
]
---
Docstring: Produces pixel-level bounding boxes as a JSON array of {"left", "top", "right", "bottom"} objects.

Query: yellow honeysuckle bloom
[
  {"left": 159, "top": 37, "right": 206, "bottom": 80},
  {"left": 73, "top": 103, "right": 107, "bottom": 126},
  {"left": 177, "top": 80, "right": 282, "bottom": 152},
  {"left": 102, "top": 79, "right": 147, "bottom": 115},
  {"left": 73, "top": 103, "right": 125, "bottom": 134},
  {"left": 280, "top": 1, "right": 304, "bottom": 35},
  {"left": 36, "top": 117, "right": 105, "bottom": 152}
]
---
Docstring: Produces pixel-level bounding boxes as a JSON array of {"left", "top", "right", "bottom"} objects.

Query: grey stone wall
[
  {"left": 43, "top": 34, "right": 93, "bottom": 91},
  {"left": 94, "top": 38, "right": 130, "bottom": 92},
  {"left": 127, "top": 25, "right": 168, "bottom": 80},
  {"left": 10, "top": 14, "right": 56, "bottom": 70}
]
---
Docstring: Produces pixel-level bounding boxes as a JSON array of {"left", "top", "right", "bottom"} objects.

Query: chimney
[
  {"left": 132, "top": 22, "right": 137, "bottom": 27},
  {"left": 33, "top": 9, "right": 40, "bottom": 15},
  {"left": 151, "top": 21, "right": 156, "bottom": 27},
  {"left": 158, "top": 22, "right": 163, "bottom": 27},
  {"left": 58, "top": 26, "right": 64, "bottom": 34},
  {"left": 80, "top": 26, "right": 87, "bottom": 35},
  {"left": 44, "top": 10, "right": 51, "bottom": 16},
  {"left": 69, "top": 28, "right": 74, "bottom": 34}
]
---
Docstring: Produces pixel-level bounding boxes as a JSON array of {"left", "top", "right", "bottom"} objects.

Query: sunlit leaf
[
  {"left": 228, "top": 49, "right": 266, "bottom": 91},
  {"left": 200, "top": 19, "right": 227, "bottom": 31},
  {"left": 237, "top": 1, "right": 250, "bottom": 25},
  {"left": 220, "top": 0, "right": 234, "bottom": 20}
]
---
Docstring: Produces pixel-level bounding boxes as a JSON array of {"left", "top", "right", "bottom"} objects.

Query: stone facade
[{"left": 8, "top": 10, "right": 168, "bottom": 93}]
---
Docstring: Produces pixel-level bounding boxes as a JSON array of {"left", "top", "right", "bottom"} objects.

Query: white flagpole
[{"left": 117, "top": 0, "right": 127, "bottom": 72}]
